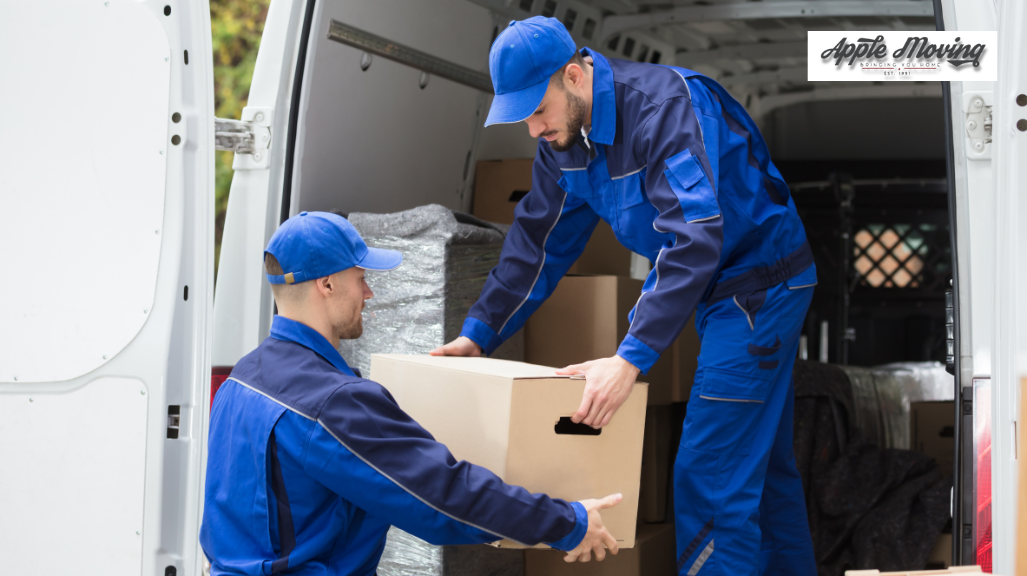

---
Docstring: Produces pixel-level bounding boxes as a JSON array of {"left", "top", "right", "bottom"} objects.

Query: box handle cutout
[
  {"left": 508, "top": 190, "right": 529, "bottom": 202},
  {"left": 554, "top": 417, "right": 601, "bottom": 436}
]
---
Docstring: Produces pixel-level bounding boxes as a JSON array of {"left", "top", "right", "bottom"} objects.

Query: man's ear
[
  {"left": 566, "top": 63, "right": 583, "bottom": 88},
  {"left": 314, "top": 275, "right": 333, "bottom": 298}
]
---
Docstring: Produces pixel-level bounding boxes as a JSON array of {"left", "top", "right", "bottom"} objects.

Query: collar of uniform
[
  {"left": 582, "top": 47, "right": 615, "bottom": 146},
  {"left": 270, "top": 315, "right": 357, "bottom": 377}
]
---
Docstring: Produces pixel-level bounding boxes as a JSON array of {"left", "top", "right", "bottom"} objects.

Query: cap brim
[
  {"left": 484, "top": 78, "right": 549, "bottom": 127},
  {"left": 356, "top": 247, "right": 403, "bottom": 271}
]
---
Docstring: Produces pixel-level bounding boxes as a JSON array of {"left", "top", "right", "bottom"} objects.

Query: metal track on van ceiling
[
  {"left": 327, "top": 20, "right": 494, "bottom": 94},
  {"left": 789, "top": 178, "right": 947, "bottom": 191}
]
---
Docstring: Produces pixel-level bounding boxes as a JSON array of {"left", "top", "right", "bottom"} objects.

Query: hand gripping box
[{"left": 369, "top": 355, "right": 648, "bottom": 548}]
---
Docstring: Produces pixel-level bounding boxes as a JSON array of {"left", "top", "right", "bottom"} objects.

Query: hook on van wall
[
  {"left": 360, "top": 52, "right": 372, "bottom": 71},
  {"left": 418, "top": 72, "right": 430, "bottom": 90}
]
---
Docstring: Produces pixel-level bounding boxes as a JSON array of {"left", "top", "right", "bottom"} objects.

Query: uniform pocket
[
  {"left": 684, "top": 368, "right": 769, "bottom": 455},
  {"left": 699, "top": 367, "right": 770, "bottom": 403},
  {"left": 557, "top": 169, "right": 595, "bottom": 199},
  {"left": 732, "top": 288, "right": 767, "bottom": 330},
  {"left": 614, "top": 169, "right": 646, "bottom": 208},
  {"left": 664, "top": 149, "right": 720, "bottom": 223}
]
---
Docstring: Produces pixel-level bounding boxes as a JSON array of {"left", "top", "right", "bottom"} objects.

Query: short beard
[
  {"left": 547, "top": 89, "right": 587, "bottom": 153},
  {"left": 338, "top": 310, "right": 364, "bottom": 340}
]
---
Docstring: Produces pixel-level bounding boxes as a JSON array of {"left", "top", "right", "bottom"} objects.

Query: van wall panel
[{"left": 294, "top": 0, "right": 494, "bottom": 215}]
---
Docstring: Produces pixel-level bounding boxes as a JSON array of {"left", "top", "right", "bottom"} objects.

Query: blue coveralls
[
  {"left": 460, "top": 48, "right": 818, "bottom": 575},
  {"left": 200, "top": 316, "right": 587, "bottom": 576}
]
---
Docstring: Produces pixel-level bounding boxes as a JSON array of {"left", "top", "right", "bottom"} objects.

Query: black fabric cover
[{"left": 791, "top": 361, "right": 951, "bottom": 575}]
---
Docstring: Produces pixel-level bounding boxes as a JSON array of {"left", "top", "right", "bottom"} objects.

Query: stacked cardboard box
[
  {"left": 470, "top": 157, "right": 698, "bottom": 558},
  {"left": 473, "top": 159, "right": 701, "bottom": 401},
  {"left": 909, "top": 401, "right": 955, "bottom": 479},
  {"left": 474, "top": 159, "right": 698, "bottom": 573},
  {"left": 473, "top": 159, "right": 636, "bottom": 278}
]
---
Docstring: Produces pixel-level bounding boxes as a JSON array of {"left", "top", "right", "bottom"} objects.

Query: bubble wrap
[
  {"left": 840, "top": 361, "right": 953, "bottom": 450},
  {"left": 377, "top": 527, "right": 524, "bottom": 576},
  {"left": 337, "top": 204, "right": 523, "bottom": 378}
]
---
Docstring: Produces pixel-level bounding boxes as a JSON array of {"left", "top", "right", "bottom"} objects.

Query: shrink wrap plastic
[
  {"left": 377, "top": 528, "right": 524, "bottom": 576},
  {"left": 337, "top": 204, "right": 521, "bottom": 377},
  {"left": 840, "top": 361, "right": 953, "bottom": 449}
]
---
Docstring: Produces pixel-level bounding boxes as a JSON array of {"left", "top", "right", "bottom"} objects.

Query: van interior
[
  {"left": 275, "top": 0, "right": 959, "bottom": 570},
  {"left": 288, "top": 0, "right": 949, "bottom": 365}
]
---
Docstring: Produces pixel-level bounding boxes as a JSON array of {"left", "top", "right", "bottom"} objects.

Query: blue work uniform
[
  {"left": 460, "top": 48, "right": 818, "bottom": 575},
  {"left": 200, "top": 316, "right": 587, "bottom": 576}
]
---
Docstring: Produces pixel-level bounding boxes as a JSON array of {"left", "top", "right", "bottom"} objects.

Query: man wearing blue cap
[
  {"left": 200, "top": 211, "right": 622, "bottom": 575},
  {"left": 432, "top": 16, "right": 818, "bottom": 576}
]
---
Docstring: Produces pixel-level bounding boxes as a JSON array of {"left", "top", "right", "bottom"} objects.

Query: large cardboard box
[
  {"left": 472, "top": 159, "right": 634, "bottom": 276},
  {"left": 566, "top": 221, "right": 634, "bottom": 278},
  {"left": 525, "top": 275, "right": 674, "bottom": 404},
  {"left": 524, "top": 523, "right": 677, "bottom": 576},
  {"left": 369, "top": 355, "right": 648, "bottom": 548},
  {"left": 473, "top": 159, "right": 534, "bottom": 225},
  {"left": 910, "top": 401, "right": 954, "bottom": 478},
  {"left": 638, "top": 405, "right": 673, "bottom": 523}
]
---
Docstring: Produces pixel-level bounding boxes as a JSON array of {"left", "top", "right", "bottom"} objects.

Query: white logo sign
[{"left": 808, "top": 31, "right": 996, "bottom": 81}]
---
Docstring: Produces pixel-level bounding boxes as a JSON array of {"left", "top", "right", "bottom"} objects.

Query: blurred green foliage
[{"left": 212, "top": 0, "right": 271, "bottom": 273}]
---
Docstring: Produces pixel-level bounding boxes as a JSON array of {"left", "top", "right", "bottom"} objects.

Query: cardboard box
[
  {"left": 566, "top": 221, "right": 634, "bottom": 278},
  {"left": 925, "top": 533, "right": 952, "bottom": 569},
  {"left": 524, "top": 522, "right": 677, "bottom": 576},
  {"left": 473, "top": 159, "right": 534, "bottom": 225},
  {"left": 524, "top": 275, "right": 673, "bottom": 405},
  {"left": 369, "top": 355, "right": 648, "bottom": 548},
  {"left": 472, "top": 160, "right": 634, "bottom": 276},
  {"left": 910, "top": 401, "right": 954, "bottom": 478},
  {"left": 638, "top": 405, "right": 673, "bottom": 523}
]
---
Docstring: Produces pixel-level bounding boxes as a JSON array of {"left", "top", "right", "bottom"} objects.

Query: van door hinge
[
  {"left": 965, "top": 95, "right": 992, "bottom": 159},
  {"left": 215, "top": 106, "right": 273, "bottom": 170}
]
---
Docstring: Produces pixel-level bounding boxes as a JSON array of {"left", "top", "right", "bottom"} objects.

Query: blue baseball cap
[
  {"left": 264, "top": 211, "right": 402, "bottom": 285},
  {"left": 484, "top": 16, "right": 577, "bottom": 127}
]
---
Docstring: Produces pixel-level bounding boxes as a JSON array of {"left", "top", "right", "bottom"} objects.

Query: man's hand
[
  {"left": 556, "top": 356, "right": 640, "bottom": 429},
  {"left": 429, "top": 336, "right": 482, "bottom": 357},
  {"left": 564, "top": 493, "right": 622, "bottom": 563}
]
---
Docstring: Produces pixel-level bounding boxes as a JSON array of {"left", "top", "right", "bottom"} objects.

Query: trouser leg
[
  {"left": 757, "top": 371, "right": 817, "bottom": 575},
  {"left": 673, "top": 283, "right": 813, "bottom": 575}
]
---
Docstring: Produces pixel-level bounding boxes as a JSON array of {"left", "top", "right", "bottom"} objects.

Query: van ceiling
[{"left": 472, "top": 0, "right": 940, "bottom": 120}]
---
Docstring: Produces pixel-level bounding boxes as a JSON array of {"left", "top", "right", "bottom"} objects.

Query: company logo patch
[{"left": 807, "top": 31, "right": 996, "bottom": 81}]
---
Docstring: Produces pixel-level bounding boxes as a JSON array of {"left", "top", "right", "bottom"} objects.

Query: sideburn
[{"left": 549, "top": 89, "right": 588, "bottom": 153}]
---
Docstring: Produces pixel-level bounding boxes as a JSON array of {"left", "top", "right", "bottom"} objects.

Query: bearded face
[{"left": 541, "top": 88, "right": 588, "bottom": 152}]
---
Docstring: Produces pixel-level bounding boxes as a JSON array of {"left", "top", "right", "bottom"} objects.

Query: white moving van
[{"left": 1, "top": 0, "right": 1024, "bottom": 574}]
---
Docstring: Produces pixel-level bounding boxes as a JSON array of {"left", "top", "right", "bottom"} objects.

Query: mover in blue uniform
[
  {"left": 200, "top": 211, "right": 622, "bottom": 575},
  {"left": 432, "top": 17, "right": 818, "bottom": 576}
]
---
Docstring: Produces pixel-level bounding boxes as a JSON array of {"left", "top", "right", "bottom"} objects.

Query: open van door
[
  {"left": 0, "top": 1, "right": 214, "bottom": 574},
  {"left": 937, "top": 0, "right": 1027, "bottom": 572},
  {"left": 984, "top": 0, "right": 1027, "bottom": 572}
]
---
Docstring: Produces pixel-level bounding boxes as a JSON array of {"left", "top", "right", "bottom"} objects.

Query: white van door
[
  {"left": 981, "top": 0, "right": 1027, "bottom": 572},
  {"left": 0, "top": 1, "right": 214, "bottom": 574}
]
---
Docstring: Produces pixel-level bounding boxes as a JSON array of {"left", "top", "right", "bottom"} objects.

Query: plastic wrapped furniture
[
  {"left": 377, "top": 527, "right": 523, "bottom": 576},
  {"left": 840, "top": 362, "right": 953, "bottom": 450},
  {"left": 337, "top": 204, "right": 522, "bottom": 377}
]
